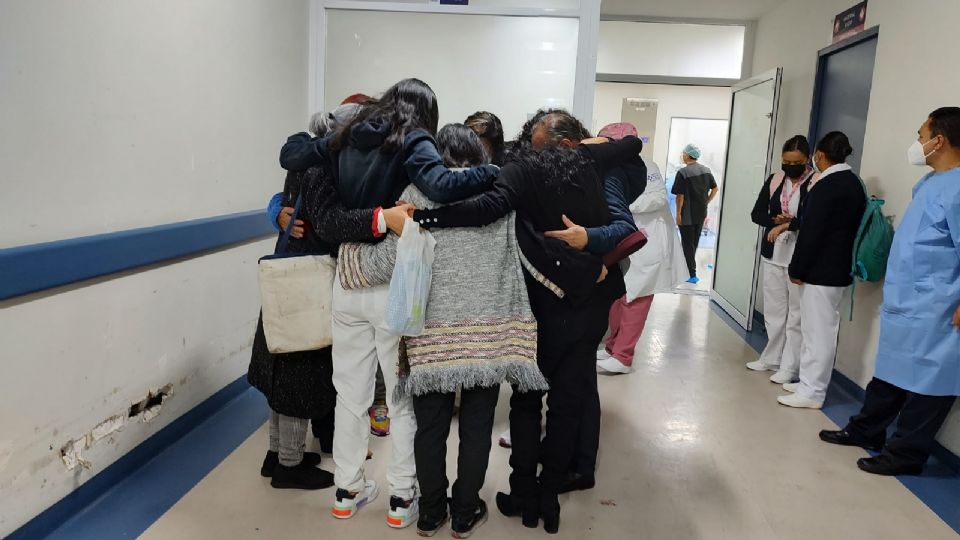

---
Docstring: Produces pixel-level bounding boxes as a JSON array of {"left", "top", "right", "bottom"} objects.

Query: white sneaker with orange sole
[
  {"left": 387, "top": 495, "right": 419, "bottom": 529},
  {"left": 332, "top": 480, "right": 379, "bottom": 520}
]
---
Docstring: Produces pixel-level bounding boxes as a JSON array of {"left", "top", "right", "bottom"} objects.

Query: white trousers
[
  {"left": 795, "top": 284, "right": 845, "bottom": 403},
  {"left": 331, "top": 278, "right": 417, "bottom": 499},
  {"left": 757, "top": 262, "right": 803, "bottom": 376}
]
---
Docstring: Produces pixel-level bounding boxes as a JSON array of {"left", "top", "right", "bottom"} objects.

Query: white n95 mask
[{"left": 907, "top": 138, "right": 936, "bottom": 166}]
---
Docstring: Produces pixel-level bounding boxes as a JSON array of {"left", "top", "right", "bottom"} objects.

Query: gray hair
[{"left": 307, "top": 103, "right": 361, "bottom": 137}]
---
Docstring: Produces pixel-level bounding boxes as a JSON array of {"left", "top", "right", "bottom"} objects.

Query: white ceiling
[{"left": 601, "top": 0, "right": 787, "bottom": 21}]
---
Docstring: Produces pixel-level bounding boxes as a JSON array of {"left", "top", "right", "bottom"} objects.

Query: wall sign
[{"left": 832, "top": 1, "right": 868, "bottom": 44}]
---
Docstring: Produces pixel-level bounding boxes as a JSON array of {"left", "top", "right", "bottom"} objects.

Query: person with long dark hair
[
  {"left": 327, "top": 79, "right": 500, "bottom": 528},
  {"left": 410, "top": 110, "right": 641, "bottom": 534},
  {"left": 747, "top": 135, "right": 817, "bottom": 385},
  {"left": 465, "top": 110, "right": 506, "bottom": 166},
  {"left": 779, "top": 131, "right": 866, "bottom": 409}
]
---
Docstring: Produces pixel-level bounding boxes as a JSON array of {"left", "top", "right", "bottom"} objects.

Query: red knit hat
[
  {"left": 598, "top": 122, "right": 638, "bottom": 140},
  {"left": 340, "top": 93, "right": 371, "bottom": 105}
]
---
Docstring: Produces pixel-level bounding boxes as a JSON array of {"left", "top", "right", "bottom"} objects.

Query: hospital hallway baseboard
[{"left": 31, "top": 294, "right": 960, "bottom": 540}]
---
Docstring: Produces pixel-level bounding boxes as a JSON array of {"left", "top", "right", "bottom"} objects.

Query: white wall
[
  {"left": 324, "top": 10, "right": 579, "bottom": 140},
  {"left": 0, "top": 1, "right": 308, "bottom": 536},
  {"left": 597, "top": 21, "right": 745, "bottom": 79},
  {"left": 752, "top": 0, "right": 960, "bottom": 453},
  {"left": 0, "top": 0, "right": 306, "bottom": 247},
  {"left": 593, "top": 82, "right": 731, "bottom": 172}
]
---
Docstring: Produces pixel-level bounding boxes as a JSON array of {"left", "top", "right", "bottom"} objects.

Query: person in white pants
[
  {"left": 331, "top": 278, "right": 419, "bottom": 522},
  {"left": 746, "top": 136, "right": 815, "bottom": 384},
  {"left": 779, "top": 131, "right": 866, "bottom": 409}
]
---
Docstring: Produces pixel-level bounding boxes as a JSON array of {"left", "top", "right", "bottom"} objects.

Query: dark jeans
[
  {"left": 510, "top": 296, "right": 611, "bottom": 496},
  {"left": 678, "top": 224, "right": 704, "bottom": 278},
  {"left": 413, "top": 386, "right": 500, "bottom": 521},
  {"left": 845, "top": 377, "right": 957, "bottom": 467},
  {"left": 572, "top": 375, "right": 601, "bottom": 477},
  {"left": 312, "top": 409, "right": 335, "bottom": 453}
]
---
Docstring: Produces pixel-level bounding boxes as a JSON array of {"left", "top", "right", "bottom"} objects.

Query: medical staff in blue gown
[{"left": 819, "top": 107, "right": 960, "bottom": 476}]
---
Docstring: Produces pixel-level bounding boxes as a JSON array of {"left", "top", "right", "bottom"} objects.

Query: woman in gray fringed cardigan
[{"left": 337, "top": 123, "right": 546, "bottom": 536}]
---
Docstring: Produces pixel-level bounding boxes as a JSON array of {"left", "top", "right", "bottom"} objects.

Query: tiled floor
[{"left": 140, "top": 294, "right": 957, "bottom": 540}]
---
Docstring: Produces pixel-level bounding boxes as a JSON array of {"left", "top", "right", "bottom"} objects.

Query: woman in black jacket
[
  {"left": 412, "top": 110, "right": 641, "bottom": 534},
  {"left": 247, "top": 134, "right": 411, "bottom": 490},
  {"left": 746, "top": 136, "right": 815, "bottom": 385},
  {"left": 779, "top": 132, "right": 866, "bottom": 409}
]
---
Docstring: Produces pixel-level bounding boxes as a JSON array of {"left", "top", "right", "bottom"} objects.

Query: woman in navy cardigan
[{"left": 780, "top": 132, "right": 866, "bottom": 409}]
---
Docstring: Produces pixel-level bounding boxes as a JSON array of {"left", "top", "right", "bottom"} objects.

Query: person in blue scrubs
[{"left": 820, "top": 107, "right": 960, "bottom": 476}]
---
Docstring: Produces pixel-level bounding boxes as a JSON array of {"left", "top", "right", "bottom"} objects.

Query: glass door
[{"left": 710, "top": 68, "right": 783, "bottom": 330}]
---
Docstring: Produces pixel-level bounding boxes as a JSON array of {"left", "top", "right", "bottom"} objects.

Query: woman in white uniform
[
  {"left": 596, "top": 122, "right": 689, "bottom": 374},
  {"left": 746, "top": 136, "right": 816, "bottom": 384},
  {"left": 779, "top": 132, "right": 866, "bottom": 409}
]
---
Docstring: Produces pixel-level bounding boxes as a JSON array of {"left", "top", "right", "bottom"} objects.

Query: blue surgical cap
[{"left": 683, "top": 144, "right": 701, "bottom": 160}]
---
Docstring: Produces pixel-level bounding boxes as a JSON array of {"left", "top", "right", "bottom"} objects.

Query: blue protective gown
[{"left": 874, "top": 167, "right": 960, "bottom": 396}]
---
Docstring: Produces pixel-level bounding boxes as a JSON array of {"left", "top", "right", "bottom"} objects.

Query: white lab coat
[{"left": 624, "top": 162, "right": 690, "bottom": 301}]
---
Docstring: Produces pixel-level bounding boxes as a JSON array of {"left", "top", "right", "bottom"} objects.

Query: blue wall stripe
[
  {"left": 0, "top": 211, "right": 275, "bottom": 301},
  {"left": 5, "top": 376, "right": 261, "bottom": 540}
]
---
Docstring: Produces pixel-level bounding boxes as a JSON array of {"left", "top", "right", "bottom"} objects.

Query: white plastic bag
[{"left": 385, "top": 218, "right": 437, "bottom": 336}]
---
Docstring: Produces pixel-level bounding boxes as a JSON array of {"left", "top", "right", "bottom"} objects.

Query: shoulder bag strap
[{"left": 275, "top": 194, "right": 303, "bottom": 255}]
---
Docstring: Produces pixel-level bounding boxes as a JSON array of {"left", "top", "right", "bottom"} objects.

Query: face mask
[
  {"left": 907, "top": 138, "right": 937, "bottom": 166},
  {"left": 782, "top": 163, "right": 806, "bottom": 179},
  {"left": 811, "top": 154, "right": 822, "bottom": 174}
]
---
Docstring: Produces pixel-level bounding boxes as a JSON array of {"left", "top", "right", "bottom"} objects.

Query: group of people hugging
[{"left": 247, "top": 77, "right": 662, "bottom": 538}]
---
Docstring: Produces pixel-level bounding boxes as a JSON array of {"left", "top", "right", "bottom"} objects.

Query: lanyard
[{"left": 780, "top": 169, "right": 811, "bottom": 213}]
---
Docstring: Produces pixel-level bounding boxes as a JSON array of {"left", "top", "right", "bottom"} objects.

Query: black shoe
[
  {"left": 416, "top": 512, "right": 449, "bottom": 537},
  {"left": 260, "top": 451, "right": 323, "bottom": 477},
  {"left": 451, "top": 500, "right": 488, "bottom": 539},
  {"left": 539, "top": 490, "right": 560, "bottom": 534},
  {"left": 496, "top": 491, "right": 538, "bottom": 528},
  {"left": 557, "top": 472, "right": 596, "bottom": 494},
  {"left": 270, "top": 461, "right": 334, "bottom": 490},
  {"left": 857, "top": 455, "right": 924, "bottom": 476},
  {"left": 819, "top": 430, "right": 884, "bottom": 452}
]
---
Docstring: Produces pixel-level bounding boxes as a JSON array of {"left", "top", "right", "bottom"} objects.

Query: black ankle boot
[
  {"left": 539, "top": 490, "right": 560, "bottom": 534},
  {"left": 495, "top": 491, "right": 539, "bottom": 528},
  {"left": 270, "top": 461, "right": 334, "bottom": 490}
]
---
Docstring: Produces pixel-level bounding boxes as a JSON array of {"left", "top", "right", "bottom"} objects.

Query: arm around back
[
  {"left": 403, "top": 130, "right": 499, "bottom": 204},
  {"left": 280, "top": 132, "right": 329, "bottom": 171},
  {"left": 584, "top": 174, "right": 638, "bottom": 254},
  {"left": 412, "top": 162, "right": 527, "bottom": 229}
]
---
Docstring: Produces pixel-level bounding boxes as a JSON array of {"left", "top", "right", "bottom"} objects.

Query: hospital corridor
[{"left": 2, "top": 1, "right": 960, "bottom": 539}]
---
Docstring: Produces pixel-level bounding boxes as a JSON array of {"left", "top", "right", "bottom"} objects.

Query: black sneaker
[
  {"left": 416, "top": 512, "right": 448, "bottom": 537},
  {"left": 451, "top": 500, "right": 488, "bottom": 539},
  {"left": 260, "top": 451, "right": 323, "bottom": 477},
  {"left": 270, "top": 461, "right": 334, "bottom": 490}
]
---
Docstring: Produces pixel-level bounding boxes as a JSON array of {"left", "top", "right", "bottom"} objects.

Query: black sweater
[
  {"left": 275, "top": 165, "right": 378, "bottom": 257},
  {"left": 751, "top": 173, "right": 810, "bottom": 260},
  {"left": 788, "top": 169, "right": 866, "bottom": 286},
  {"left": 413, "top": 137, "right": 642, "bottom": 305}
]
